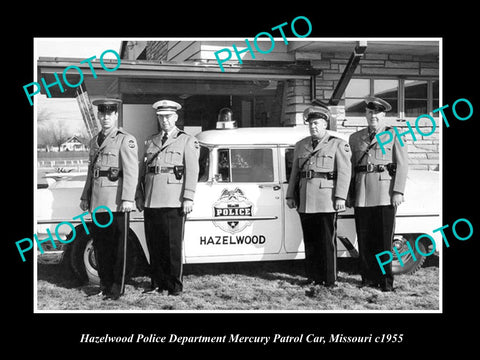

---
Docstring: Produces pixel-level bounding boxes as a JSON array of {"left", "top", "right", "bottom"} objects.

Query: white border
[{"left": 33, "top": 37, "right": 442, "bottom": 314}]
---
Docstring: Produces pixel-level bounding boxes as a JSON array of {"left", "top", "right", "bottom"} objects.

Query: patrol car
[{"left": 36, "top": 124, "right": 441, "bottom": 284}]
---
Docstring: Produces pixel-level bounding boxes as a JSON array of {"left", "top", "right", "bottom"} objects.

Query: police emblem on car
[{"left": 212, "top": 188, "right": 254, "bottom": 234}]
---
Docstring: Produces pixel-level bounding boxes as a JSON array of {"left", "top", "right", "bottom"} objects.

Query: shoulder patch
[
  {"left": 128, "top": 139, "right": 136, "bottom": 148},
  {"left": 344, "top": 143, "right": 350, "bottom": 152}
]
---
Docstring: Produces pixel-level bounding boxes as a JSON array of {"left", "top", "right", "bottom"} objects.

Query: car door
[
  {"left": 183, "top": 146, "right": 283, "bottom": 262},
  {"left": 282, "top": 147, "right": 304, "bottom": 254}
]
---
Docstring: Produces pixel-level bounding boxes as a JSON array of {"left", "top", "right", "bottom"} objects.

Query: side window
[
  {"left": 285, "top": 148, "right": 294, "bottom": 182},
  {"left": 198, "top": 146, "right": 210, "bottom": 182},
  {"left": 218, "top": 148, "right": 230, "bottom": 182},
  {"left": 216, "top": 148, "right": 274, "bottom": 182}
]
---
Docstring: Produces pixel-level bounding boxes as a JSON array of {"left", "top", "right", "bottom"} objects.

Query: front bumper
[
  {"left": 37, "top": 249, "right": 65, "bottom": 264},
  {"left": 36, "top": 233, "right": 68, "bottom": 264}
]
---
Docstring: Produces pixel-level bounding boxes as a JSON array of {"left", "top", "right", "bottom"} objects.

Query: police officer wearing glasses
[
  {"left": 136, "top": 100, "right": 199, "bottom": 296},
  {"left": 287, "top": 103, "right": 352, "bottom": 293},
  {"left": 348, "top": 96, "right": 408, "bottom": 292},
  {"left": 80, "top": 98, "right": 139, "bottom": 300}
]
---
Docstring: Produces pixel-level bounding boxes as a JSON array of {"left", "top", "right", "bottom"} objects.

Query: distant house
[{"left": 60, "top": 136, "right": 87, "bottom": 151}]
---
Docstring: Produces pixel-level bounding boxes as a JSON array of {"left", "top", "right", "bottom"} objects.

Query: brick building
[
  {"left": 121, "top": 39, "right": 440, "bottom": 170},
  {"left": 37, "top": 39, "right": 440, "bottom": 170}
]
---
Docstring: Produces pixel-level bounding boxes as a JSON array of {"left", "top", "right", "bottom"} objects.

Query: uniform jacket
[
  {"left": 287, "top": 134, "right": 352, "bottom": 213},
  {"left": 81, "top": 127, "right": 139, "bottom": 213},
  {"left": 137, "top": 127, "right": 200, "bottom": 208},
  {"left": 348, "top": 126, "right": 408, "bottom": 207}
]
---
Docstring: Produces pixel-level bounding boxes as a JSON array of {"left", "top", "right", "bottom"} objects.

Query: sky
[
  {"left": 35, "top": 38, "right": 124, "bottom": 140},
  {"left": 35, "top": 38, "right": 123, "bottom": 59}
]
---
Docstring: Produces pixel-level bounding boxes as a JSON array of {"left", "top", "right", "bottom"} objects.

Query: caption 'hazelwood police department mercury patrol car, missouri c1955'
[{"left": 36, "top": 121, "right": 441, "bottom": 285}]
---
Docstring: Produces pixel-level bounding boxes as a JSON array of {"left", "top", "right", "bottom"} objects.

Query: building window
[
  {"left": 345, "top": 78, "right": 439, "bottom": 118},
  {"left": 405, "top": 80, "right": 428, "bottom": 116},
  {"left": 344, "top": 79, "right": 370, "bottom": 117},
  {"left": 373, "top": 79, "right": 399, "bottom": 116},
  {"left": 432, "top": 80, "right": 439, "bottom": 110}
]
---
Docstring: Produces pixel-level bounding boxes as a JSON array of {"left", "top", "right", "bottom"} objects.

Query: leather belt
[
  {"left": 300, "top": 170, "right": 336, "bottom": 180},
  {"left": 355, "top": 163, "right": 395, "bottom": 173},
  {"left": 147, "top": 166, "right": 174, "bottom": 174},
  {"left": 93, "top": 169, "right": 123, "bottom": 178}
]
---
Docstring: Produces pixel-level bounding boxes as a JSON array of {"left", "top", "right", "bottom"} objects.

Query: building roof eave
[
  {"left": 37, "top": 58, "right": 320, "bottom": 98},
  {"left": 37, "top": 57, "right": 320, "bottom": 78}
]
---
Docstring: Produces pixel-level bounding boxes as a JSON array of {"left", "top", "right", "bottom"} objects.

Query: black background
[{"left": 6, "top": 4, "right": 478, "bottom": 355}]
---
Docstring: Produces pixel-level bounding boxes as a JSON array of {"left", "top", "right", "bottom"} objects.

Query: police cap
[
  {"left": 152, "top": 99, "right": 182, "bottom": 115},
  {"left": 92, "top": 98, "right": 122, "bottom": 113},
  {"left": 364, "top": 96, "right": 392, "bottom": 113},
  {"left": 303, "top": 104, "right": 331, "bottom": 123}
]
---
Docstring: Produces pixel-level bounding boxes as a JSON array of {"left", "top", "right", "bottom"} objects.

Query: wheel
[
  {"left": 391, "top": 234, "right": 427, "bottom": 275},
  {"left": 69, "top": 228, "right": 138, "bottom": 285}
]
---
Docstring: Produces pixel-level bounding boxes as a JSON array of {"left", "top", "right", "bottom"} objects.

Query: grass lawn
[{"left": 36, "top": 257, "right": 439, "bottom": 312}]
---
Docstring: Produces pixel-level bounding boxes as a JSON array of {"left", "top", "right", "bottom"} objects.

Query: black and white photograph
[
  {"left": 33, "top": 37, "right": 442, "bottom": 313},
  {"left": 7, "top": 8, "right": 479, "bottom": 353}
]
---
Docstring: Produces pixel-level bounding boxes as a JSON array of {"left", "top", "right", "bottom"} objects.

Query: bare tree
[
  {"left": 75, "top": 128, "right": 91, "bottom": 149},
  {"left": 38, "top": 120, "right": 71, "bottom": 151},
  {"left": 37, "top": 107, "right": 52, "bottom": 125}
]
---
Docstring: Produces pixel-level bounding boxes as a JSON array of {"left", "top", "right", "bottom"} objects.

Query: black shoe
[
  {"left": 168, "top": 290, "right": 182, "bottom": 296},
  {"left": 359, "top": 278, "right": 378, "bottom": 289},
  {"left": 305, "top": 286, "right": 319, "bottom": 297},
  {"left": 108, "top": 283, "right": 122, "bottom": 300},
  {"left": 324, "top": 282, "right": 337, "bottom": 288},
  {"left": 143, "top": 287, "right": 168, "bottom": 295},
  {"left": 101, "top": 286, "right": 113, "bottom": 300},
  {"left": 299, "top": 278, "right": 315, "bottom": 286},
  {"left": 84, "top": 288, "right": 104, "bottom": 297},
  {"left": 381, "top": 285, "right": 395, "bottom": 292},
  {"left": 143, "top": 287, "right": 159, "bottom": 294}
]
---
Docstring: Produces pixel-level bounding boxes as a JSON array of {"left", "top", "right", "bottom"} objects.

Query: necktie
[
  {"left": 312, "top": 138, "right": 319, "bottom": 149},
  {"left": 369, "top": 130, "right": 376, "bottom": 142},
  {"left": 161, "top": 132, "right": 168, "bottom": 145},
  {"left": 97, "top": 132, "right": 105, "bottom": 146}
]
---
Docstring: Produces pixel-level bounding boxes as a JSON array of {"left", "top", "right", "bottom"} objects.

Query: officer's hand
[
  {"left": 345, "top": 198, "right": 353, "bottom": 208},
  {"left": 135, "top": 198, "right": 145, "bottom": 212},
  {"left": 391, "top": 192, "right": 404, "bottom": 208},
  {"left": 286, "top": 198, "right": 296, "bottom": 209},
  {"left": 335, "top": 198, "right": 346, "bottom": 212},
  {"left": 120, "top": 200, "right": 134, "bottom": 212},
  {"left": 183, "top": 199, "right": 194, "bottom": 215},
  {"left": 80, "top": 200, "right": 89, "bottom": 211}
]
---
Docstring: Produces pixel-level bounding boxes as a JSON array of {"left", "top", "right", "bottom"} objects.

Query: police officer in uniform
[
  {"left": 136, "top": 100, "right": 199, "bottom": 296},
  {"left": 286, "top": 103, "right": 352, "bottom": 292},
  {"left": 80, "top": 98, "right": 139, "bottom": 300},
  {"left": 348, "top": 96, "right": 408, "bottom": 292}
]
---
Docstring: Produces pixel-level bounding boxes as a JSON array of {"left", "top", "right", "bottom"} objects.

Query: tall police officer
[
  {"left": 286, "top": 103, "right": 352, "bottom": 292},
  {"left": 348, "top": 96, "right": 408, "bottom": 292},
  {"left": 80, "top": 98, "right": 139, "bottom": 300},
  {"left": 136, "top": 100, "right": 199, "bottom": 296}
]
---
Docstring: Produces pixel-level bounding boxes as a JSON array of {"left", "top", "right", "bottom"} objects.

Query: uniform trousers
[
  {"left": 91, "top": 211, "right": 128, "bottom": 295},
  {"left": 144, "top": 207, "right": 185, "bottom": 293},
  {"left": 354, "top": 205, "right": 396, "bottom": 289},
  {"left": 299, "top": 212, "right": 337, "bottom": 285}
]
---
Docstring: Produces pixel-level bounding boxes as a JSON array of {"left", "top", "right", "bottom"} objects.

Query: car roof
[{"left": 196, "top": 126, "right": 348, "bottom": 146}]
